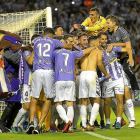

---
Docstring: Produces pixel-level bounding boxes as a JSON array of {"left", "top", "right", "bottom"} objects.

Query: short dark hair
[
  {"left": 98, "top": 31, "right": 108, "bottom": 39},
  {"left": 53, "top": 35, "right": 64, "bottom": 40},
  {"left": 77, "top": 32, "right": 88, "bottom": 39},
  {"left": 53, "top": 25, "right": 62, "bottom": 32},
  {"left": 90, "top": 7, "right": 99, "bottom": 15},
  {"left": 88, "top": 35, "right": 98, "bottom": 44},
  {"left": 64, "top": 34, "right": 73, "bottom": 41},
  {"left": 43, "top": 27, "right": 55, "bottom": 35},
  {"left": 31, "top": 34, "right": 40, "bottom": 41},
  {"left": 106, "top": 15, "right": 119, "bottom": 25}
]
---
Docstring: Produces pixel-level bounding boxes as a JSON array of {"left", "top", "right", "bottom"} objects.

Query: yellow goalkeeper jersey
[{"left": 81, "top": 16, "right": 107, "bottom": 36}]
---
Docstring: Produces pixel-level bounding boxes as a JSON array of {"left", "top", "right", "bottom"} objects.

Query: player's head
[
  {"left": 43, "top": 27, "right": 55, "bottom": 38},
  {"left": 89, "top": 7, "right": 100, "bottom": 22},
  {"left": 64, "top": 34, "right": 74, "bottom": 46},
  {"left": 31, "top": 34, "right": 40, "bottom": 41},
  {"left": 53, "top": 25, "right": 64, "bottom": 36},
  {"left": 73, "top": 35, "right": 78, "bottom": 46},
  {"left": 106, "top": 15, "right": 118, "bottom": 32},
  {"left": 31, "top": 34, "right": 40, "bottom": 46},
  {"left": 77, "top": 32, "right": 88, "bottom": 49},
  {"left": 88, "top": 35, "right": 98, "bottom": 48},
  {"left": 98, "top": 31, "right": 108, "bottom": 48}
]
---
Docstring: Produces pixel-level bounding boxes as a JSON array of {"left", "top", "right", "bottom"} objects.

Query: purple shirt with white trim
[
  {"left": 32, "top": 36, "right": 64, "bottom": 71},
  {"left": 23, "top": 50, "right": 32, "bottom": 85},
  {"left": 102, "top": 45, "right": 123, "bottom": 82},
  {"left": 53, "top": 48, "right": 83, "bottom": 82}
]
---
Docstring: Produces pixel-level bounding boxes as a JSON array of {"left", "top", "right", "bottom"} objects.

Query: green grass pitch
[{"left": 0, "top": 106, "right": 140, "bottom": 140}]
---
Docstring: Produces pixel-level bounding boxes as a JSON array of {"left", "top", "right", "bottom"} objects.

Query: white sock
[
  {"left": 73, "top": 104, "right": 81, "bottom": 128},
  {"left": 80, "top": 104, "right": 87, "bottom": 128},
  {"left": 106, "top": 118, "right": 111, "bottom": 124},
  {"left": 34, "top": 115, "right": 38, "bottom": 127},
  {"left": 89, "top": 103, "right": 100, "bottom": 126},
  {"left": 126, "top": 99, "right": 135, "bottom": 121},
  {"left": 67, "top": 106, "right": 74, "bottom": 122},
  {"left": 110, "top": 98, "right": 117, "bottom": 116},
  {"left": 50, "top": 105, "right": 57, "bottom": 125},
  {"left": 123, "top": 103, "right": 131, "bottom": 122},
  {"left": 87, "top": 103, "right": 92, "bottom": 120},
  {"left": 56, "top": 105, "right": 69, "bottom": 123},
  {"left": 13, "top": 108, "right": 27, "bottom": 127},
  {"left": 116, "top": 117, "right": 122, "bottom": 123},
  {"left": 18, "top": 115, "right": 26, "bottom": 127}
]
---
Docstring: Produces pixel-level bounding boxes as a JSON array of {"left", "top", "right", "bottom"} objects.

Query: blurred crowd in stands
[{"left": 0, "top": 0, "right": 140, "bottom": 86}]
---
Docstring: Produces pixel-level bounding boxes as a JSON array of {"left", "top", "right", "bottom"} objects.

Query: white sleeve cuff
[{"left": 85, "top": 26, "right": 88, "bottom": 30}]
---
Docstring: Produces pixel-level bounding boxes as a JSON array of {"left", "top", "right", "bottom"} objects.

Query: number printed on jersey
[
  {"left": 37, "top": 43, "right": 50, "bottom": 57},
  {"left": 62, "top": 53, "right": 69, "bottom": 66}
]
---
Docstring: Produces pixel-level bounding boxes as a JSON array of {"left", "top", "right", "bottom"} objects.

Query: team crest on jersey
[
  {"left": 116, "top": 36, "right": 120, "bottom": 41},
  {"left": 26, "top": 51, "right": 29, "bottom": 56}
]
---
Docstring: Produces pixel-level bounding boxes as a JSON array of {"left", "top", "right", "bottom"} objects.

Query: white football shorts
[
  {"left": 79, "top": 71, "right": 101, "bottom": 99},
  {"left": 102, "top": 77, "right": 124, "bottom": 98},
  {"left": 54, "top": 81, "right": 75, "bottom": 102},
  {"left": 31, "top": 69, "right": 54, "bottom": 99},
  {"left": 21, "top": 84, "right": 31, "bottom": 103}
]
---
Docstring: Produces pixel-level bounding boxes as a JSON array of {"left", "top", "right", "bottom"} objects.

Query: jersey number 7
[{"left": 62, "top": 53, "right": 69, "bottom": 66}]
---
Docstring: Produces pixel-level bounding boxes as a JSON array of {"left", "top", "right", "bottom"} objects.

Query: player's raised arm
[
  {"left": 62, "top": 42, "right": 72, "bottom": 50},
  {"left": 26, "top": 51, "right": 34, "bottom": 65},
  {"left": 107, "top": 43, "right": 126, "bottom": 52},
  {"left": 82, "top": 47, "right": 94, "bottom": 57}
]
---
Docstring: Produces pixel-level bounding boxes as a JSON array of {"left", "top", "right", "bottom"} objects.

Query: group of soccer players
[{"left": 1, "top": 7, "right": 140, "bottom": 134}]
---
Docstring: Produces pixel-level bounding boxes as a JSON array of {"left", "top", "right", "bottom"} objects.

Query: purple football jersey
[
  {"left": 32, "top": 36, "right": 63, "bottom": 71},
  {"left": 53, "top": 48, "right": 83, "bottom": 82},
  {"left": 102, "top": 46, "right": 123, "bottom": 82},
  {"left": 23, "top": 50, "right": 32, "bottom": 85}
]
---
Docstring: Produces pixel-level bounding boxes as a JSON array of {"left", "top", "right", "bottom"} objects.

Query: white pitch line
[{"left": 85, "top": 132, "right": 119, "bottom": 140}]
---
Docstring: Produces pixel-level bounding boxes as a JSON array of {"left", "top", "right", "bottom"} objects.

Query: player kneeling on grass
[{"left": 53, "top": 45, "right": 95, "bottom": 133}]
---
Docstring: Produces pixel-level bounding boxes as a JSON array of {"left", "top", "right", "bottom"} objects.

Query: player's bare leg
[
  {"left": 104, "top": 97, "right": 111, "bottom": 129},
  {"left": 26, "top": 97, "right": 38, "bottom": 134},
  {"left": 99, "top": 99, "right": 105, "bottom": 129},
  {"left": 115, "top": 94, "right": 124, "bottom": 129},
  {"left": 38, "top": 98, "right": 51, "bottom": 127}
]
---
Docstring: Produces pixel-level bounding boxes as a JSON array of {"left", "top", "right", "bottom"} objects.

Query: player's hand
[
  {"left": 106, "top": 73, "right": 111, "bottom": 79},
  {"left": 107, "top": 44, "right": 114, "bottom": 52},
  {"left": 69, "top": 27, "right": 75, "bottom": 34},
  {"left": 73, "top": 24, "right": 85, "bottom": 30},
  {"left": 127, "top": 58, "right": 134, "bottom": 67}
]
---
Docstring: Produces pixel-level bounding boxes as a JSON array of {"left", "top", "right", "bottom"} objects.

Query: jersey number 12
[{"left": 37, "top": 43, "right": 50, "bottom": 57}]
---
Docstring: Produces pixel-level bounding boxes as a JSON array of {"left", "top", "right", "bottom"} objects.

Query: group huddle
[{"left": 0, "top": 7, "right": 140, "bottom": 135}]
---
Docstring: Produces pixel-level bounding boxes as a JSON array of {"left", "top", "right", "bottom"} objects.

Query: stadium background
[{"left": 0, "top": 0, "right": 140, "bottom": 139}]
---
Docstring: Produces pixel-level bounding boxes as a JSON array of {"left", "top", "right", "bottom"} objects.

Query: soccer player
[
  {"left": 70, "top": 7, "right": 107, "bottom": 36},
  {"left": 64, "top": 34, "right": 75, "bottom": 46},
  {"left": 78, "top": 33, "right": 110, "bottom": 131},
  {"left": 11, "top": 34, "right": 40, "bottom": 133},
  {"left": 53, "top": 43, "right": 95, "bottom": 133},
  {"left": 26, "top": 27, "right": 72, "bottom": 134},
  {"left": 53, "top": 25, "right": 64, "bottom": 36},
  {"left": 73, "top": 32, "right": 88, "bottom": 130},
  {"left": 98, "top": 32, "right": 133, "bottom": 129},
  {"left": 105, "top": 15, "right": 140, "bottom": 101}
]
